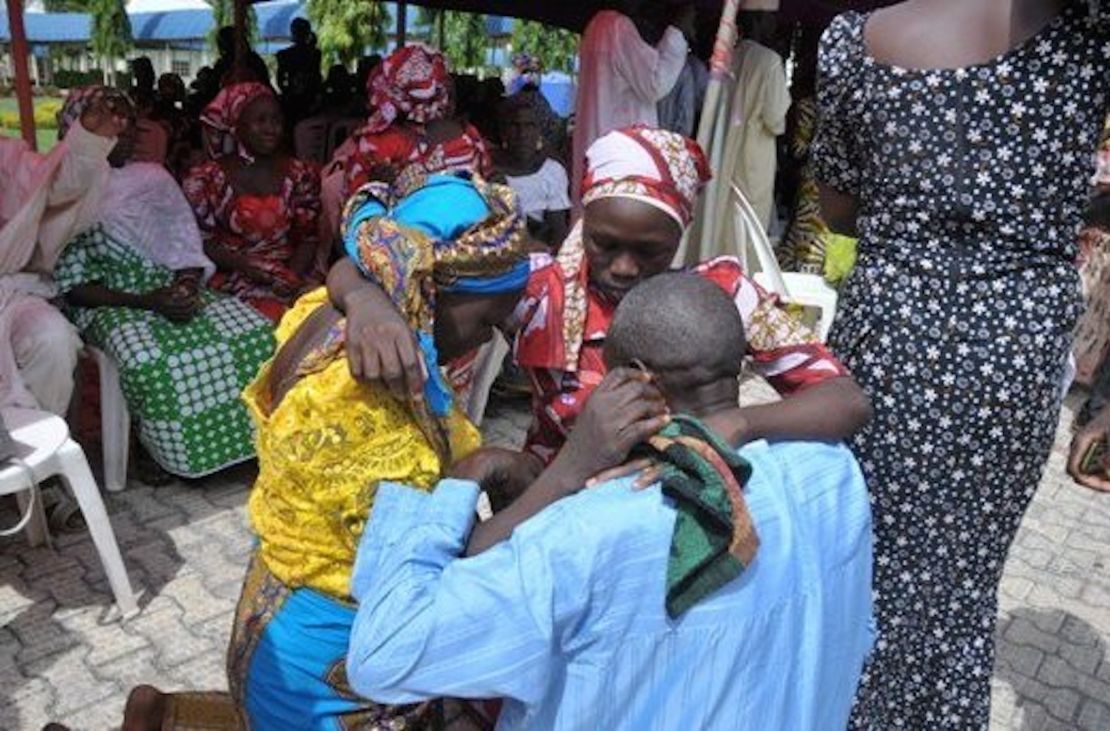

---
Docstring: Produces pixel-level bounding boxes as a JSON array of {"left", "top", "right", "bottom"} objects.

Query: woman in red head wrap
[
  {"left": 182, "top": 82, "right": 322, "bottom": 323},
  {"left": 321, "top": 44, "right": 493, "bottom": 238}
]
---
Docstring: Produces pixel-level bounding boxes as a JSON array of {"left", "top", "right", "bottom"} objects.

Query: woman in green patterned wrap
[{"left": 53, "top": 87, "right": 275, "bottom": 479}]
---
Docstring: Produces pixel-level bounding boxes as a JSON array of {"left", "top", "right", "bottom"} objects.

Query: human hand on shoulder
[
  {"left": 343, "top": 288, "right": 425, "bottom": 403},
  {"left": 551, "top": 367, "right": 670, "bottom": 490}
]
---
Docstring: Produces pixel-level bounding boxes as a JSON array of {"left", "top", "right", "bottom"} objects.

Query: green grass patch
[{"left": 0, "top": 96, "right": 64, "bottom": 152}]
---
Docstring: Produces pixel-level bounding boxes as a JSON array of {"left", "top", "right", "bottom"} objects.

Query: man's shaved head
[{"left": 603, "top": 273, "right": 746, "bottom": 390}]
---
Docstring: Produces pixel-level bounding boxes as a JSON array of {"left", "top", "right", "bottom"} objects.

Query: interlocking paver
[{"left": 0, "top": 388, "right": 1106, "bottom": 730}]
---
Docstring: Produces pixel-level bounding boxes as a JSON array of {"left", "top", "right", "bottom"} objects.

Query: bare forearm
[
  {"left": 66, "top": 284, "right": 148, "bottom": 310},
  {"left": 327, "top": 258, "right": 395, "bottom": 313},
  {"left": 465, "top": 452, "right": 577, "bottom": 557},
  {"left": 737, "top": 377, "right": 872, "bottom": 444},
  {"left": 204, "top": 241, "right": 254, "bottom": 275},
  {"left": 289, "top": 239, "right": 317, "bottom": 275}
]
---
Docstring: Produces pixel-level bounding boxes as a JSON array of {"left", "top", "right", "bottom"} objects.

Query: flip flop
[{"left": 40, "top": 483, "right": 86, "bottom": 535}]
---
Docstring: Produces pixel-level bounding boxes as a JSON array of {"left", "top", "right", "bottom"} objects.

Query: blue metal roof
[
  {"left": 0, "top": 11, "right": 90, "bottom": 43},
  {"left": 2, "top": 2, "right": 513, "bottom": 45},
  {"left": 128, "top": 9, "right": 213, "bottom": 42},
  {"left": 1, "top": 1, "right": 307, "bottom": 44}
]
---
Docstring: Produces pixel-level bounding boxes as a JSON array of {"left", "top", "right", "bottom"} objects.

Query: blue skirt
[{"left": 227, "top": 554, "right": 443, "bottom": 730}]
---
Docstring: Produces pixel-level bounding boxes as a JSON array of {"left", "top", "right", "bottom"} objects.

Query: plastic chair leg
[
  {"left": 54, "top": 439, "right": 139, "bottom": 618},
  {"left": 96, "top": 351, "right": 130, "bottom": 492},
  {"left": 15, "top": 486, "right": 50, "bottom": 549},
  {"left": 466, "top": 334, "right": 510, "bottom": 426}
]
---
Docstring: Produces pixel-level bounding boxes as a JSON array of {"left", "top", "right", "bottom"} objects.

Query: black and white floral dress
[{"left": 811, "top": 4, "right": 1110, "bottom": 728}]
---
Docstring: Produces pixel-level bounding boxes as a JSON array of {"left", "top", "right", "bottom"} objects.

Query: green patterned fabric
[
  {"left": 631, "top": 416, "right": 758, "bottom": 619},
  {"left": 54, "top": 225, "right": 276, "bottom": 477},
  {"left": 823, "top": 234, "right": 858, "bottom": 286}
]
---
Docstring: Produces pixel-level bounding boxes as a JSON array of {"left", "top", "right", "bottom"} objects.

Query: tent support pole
[
  {"left": 397, "top": 1, "right": 408, "bottom": 47},
  {"left": 234, "top": 0, "right": 248, "bottom": 78},
  {"left": 6, "top": 0, "right": 37, "bottom": 149}
]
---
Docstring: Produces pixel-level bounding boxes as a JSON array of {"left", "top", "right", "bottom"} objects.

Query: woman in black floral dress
[{"left": 811, "top": 1, "right": 1109, "bottom": 727}]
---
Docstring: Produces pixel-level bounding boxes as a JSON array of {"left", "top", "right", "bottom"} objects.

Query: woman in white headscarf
[
  {"left": 0, "top": 87, "right": 125, "bottom": 416},
  {"left": 52, "top": 87, "right": 275, "bottom": 481}
]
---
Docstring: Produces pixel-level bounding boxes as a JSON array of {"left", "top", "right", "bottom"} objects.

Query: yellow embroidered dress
[{"left": 244, "top": 288, "right": 481, "bottom": 599}]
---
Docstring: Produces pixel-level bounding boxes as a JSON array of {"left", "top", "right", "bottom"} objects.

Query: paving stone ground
[{"left": 0, "top": 384, "right": 1108, "bottom": 730}]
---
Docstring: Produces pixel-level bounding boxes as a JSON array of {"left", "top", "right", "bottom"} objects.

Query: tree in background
[
  {"left": 43, "top": 0, "right": 91, "bottom": 10},
  {"left": 413, "top": 9, "right": 490, "bottom": 73},
  {"left": 511, "top": 21, "right": 579, "bottom": 75},
  {"left": 308, "top": 0, "right": 389, "bottom": 66},
  {"left": 205, "top": 0, "right": 259, "bottom": 51},
  {"left": 88, "top": 0, "right": 132, "bottom": 85},
  {"left": 440, "top": 11, "right": 489, "bottom": 72}
]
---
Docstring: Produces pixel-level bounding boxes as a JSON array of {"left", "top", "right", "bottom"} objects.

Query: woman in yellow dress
[{"left": 117, "top": 172, "right": 529, "bottom": 731}]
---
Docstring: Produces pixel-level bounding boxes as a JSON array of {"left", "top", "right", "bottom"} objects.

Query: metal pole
[
  {"left": 234, "top": 0, "right": 248, "bottom": 78},
  {"left": 6, "top": 0, "right": 37, "bottom": 149},
  {"left": 397, "top": 1, "right": 408, "bottom": 47}
]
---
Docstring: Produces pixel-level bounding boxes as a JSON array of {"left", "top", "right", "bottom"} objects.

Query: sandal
[{"left": 40, "top": 481, "right": 87, "bottom": 535}]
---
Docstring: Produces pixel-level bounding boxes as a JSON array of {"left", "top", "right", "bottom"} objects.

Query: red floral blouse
[
  {"left": 183, "top": 157, "right": 321, "bottom": 322},
  {"left": 512, "top": 256, "right": 849, "bottom": 464}
]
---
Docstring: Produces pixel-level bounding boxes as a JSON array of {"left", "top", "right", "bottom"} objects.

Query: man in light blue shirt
[{"left": 348, "top": 273, "right": 874, "bottom": 730}]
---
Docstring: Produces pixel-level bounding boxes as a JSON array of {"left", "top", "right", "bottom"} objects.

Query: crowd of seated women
[
  {"left": 50, "top": 44, "right": 858, "bottom": 494},
  {"left": 43, "top": 43, "right": 574, "bottom": 490}
]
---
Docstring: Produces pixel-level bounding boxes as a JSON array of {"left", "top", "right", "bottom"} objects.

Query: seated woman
[
  {"left": 116, "top": 173, "right": 530, "bottom": 730},
  {"left": 330, "top": 127, "right": 873, "bottom": 499},
  {"left": 183, "top": 82, "right": 322, "bottom": 323},
  {"left": 507, "top": 52, "right": 567, "bottom": 160},
  {"left": 493, "top": 93, "right": 571, "bottom": 251},
  {"left": 320, "top": 45, "right": 492, "bottom": 240},
  {"left": 52, "top": 87, "right": 275, "bottom": 481}
]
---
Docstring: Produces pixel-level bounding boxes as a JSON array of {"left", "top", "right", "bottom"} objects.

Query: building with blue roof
[{"left": 1, "top": 1, "right": 521, "bottom": 86}]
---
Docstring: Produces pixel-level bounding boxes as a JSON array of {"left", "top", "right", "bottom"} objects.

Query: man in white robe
[
  {"left": 571, "top": 1, "right": 694, "bottom": 206},
  {"left": 0, "top": 95, "right": 126, "bottom": 415}
]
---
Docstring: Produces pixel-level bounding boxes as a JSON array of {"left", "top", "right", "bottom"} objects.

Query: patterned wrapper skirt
[
  {"left": 54, "top": 225, "right": 275, "bottom": 478},
  {"left": 225, "top": 553, "right": 493, "bottom": 731}
]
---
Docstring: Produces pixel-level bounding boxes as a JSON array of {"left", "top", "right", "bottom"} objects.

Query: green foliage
[
  {"left": 88, "top": 0, "right": 132, "bottom": 62},
  {"left": 42, "top": 0, "right": 92, "bottom": 11},
  {"left": 511, "top": 21, "right": 579, "bottom": 75},
  {"left": 440, "top": 11, "right": 488, "bottom": 72},
  {"left": 52, "top": 68, "right": 108, "bottom": 90},
  {"left": 205, "top": 0, "right": 259, "bottom": 51},
  {"left": 308, "top": 0, "right": 389, "bottom": 65},
  {"left": 0, "top": 98, "right": 64, "bottom": 130}
]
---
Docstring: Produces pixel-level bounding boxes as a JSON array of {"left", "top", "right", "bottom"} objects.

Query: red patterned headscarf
[
  {"left": 545, "top": 127, "right": 712, "bottom": 371},
  {"left": 365, "top": 44, "right": 451, "bottom": 134},
  {"left": 200, "top": 81, "right": 276, "bottom": 160},
  {"left": 580, "top": 126, "right": 711, "bottom": 228}
]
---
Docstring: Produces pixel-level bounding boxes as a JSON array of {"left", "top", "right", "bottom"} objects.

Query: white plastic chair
[
  {"left": 0, "top": 407, "right": 139, "bottom": 618},
  {"left": 730, "top": 184, "right": 838, "bottom": 342},
  {"left": 465, "top": 332, "right": 511, "bottom": 426},
  {"left": 89, "top": 347, "right": 130, "bottom": 493}
]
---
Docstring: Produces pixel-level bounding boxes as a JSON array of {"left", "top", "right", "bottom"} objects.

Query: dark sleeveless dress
[{"left": 810, "top": 4, "right": 1110, "bottom": 727}]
